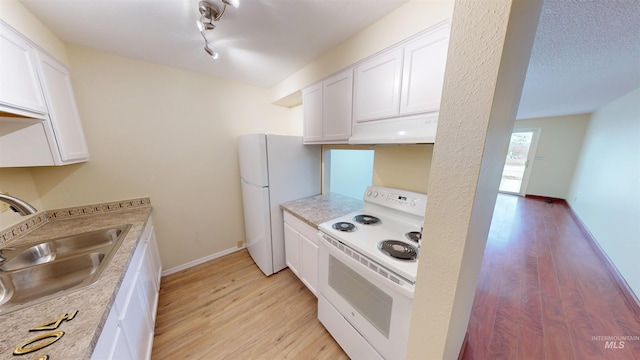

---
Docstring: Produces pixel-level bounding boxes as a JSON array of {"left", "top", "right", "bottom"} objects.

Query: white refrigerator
[{"left": 238, "top": 134, "right": 321, "bottom": 276}]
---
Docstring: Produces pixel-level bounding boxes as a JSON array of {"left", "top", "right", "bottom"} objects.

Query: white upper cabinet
[
  {"left": 353, "top": 49, "right": 403, "bottom": 123},
  {"left": 302, "top": 82, "right": 323, "bottom": 143},
  {"left": 0, "top": 22, "right": 47, "bottom": 118},
  {"left": 400, "top": 24, "right": 450, "bottom": 116},
  {"left": 302, "top": 68, "right": 353, "bottom": 144},
  {"left": 322, "top": 70, "right": 353, "bottom": 142},
  {"left": 0, "top": 21, "right": 90, "bottom": 167},
  {"left": 352, "top": 20, "right": 450, "bottom": 124},
  {"left": 37, "top": 51, "right": 90, "bottom": 163}
]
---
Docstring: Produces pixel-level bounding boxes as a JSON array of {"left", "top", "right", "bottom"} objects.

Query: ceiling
[{"left": 19, "top": 0, "right": 640, "bottom": 120}]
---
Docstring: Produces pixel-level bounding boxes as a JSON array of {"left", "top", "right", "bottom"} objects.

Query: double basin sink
[{"left": 0, "top": 224, "right": 131, "bottom": 315}]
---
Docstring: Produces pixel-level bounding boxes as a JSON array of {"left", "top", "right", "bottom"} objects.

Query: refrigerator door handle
[{"left": 241, "top": 178, "right": 267, "bottom": 189}]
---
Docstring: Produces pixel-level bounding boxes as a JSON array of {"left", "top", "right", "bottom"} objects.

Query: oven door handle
[{"left": 318, "top": 233, "right": 415, "bottom": 299}]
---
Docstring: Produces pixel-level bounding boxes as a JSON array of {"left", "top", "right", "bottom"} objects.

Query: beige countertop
[
  {"left": 280, "top": 193, "right": 363, "bottom": 229},
  {"left": 0, "top": 199, "right": 152, "bottom": 360}
]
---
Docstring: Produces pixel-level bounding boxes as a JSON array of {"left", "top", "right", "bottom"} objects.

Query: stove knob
[{"left": 373, "top": 191, "right": 378, "bottom": 197}]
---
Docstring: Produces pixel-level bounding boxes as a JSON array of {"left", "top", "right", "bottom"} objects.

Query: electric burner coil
[
  {"left": 353, "top": 214, "right": 381, "bottom": 225},
  {"left": 405, "top": 231, "right": 421, "bottom": 243},
  {"left": 332, "top": 222, "right": 356, "bottom": 232},
  {"left": 377, "top": 240, "right": 418, "bottom": 261}
]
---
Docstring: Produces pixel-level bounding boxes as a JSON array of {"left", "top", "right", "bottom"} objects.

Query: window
[{"left": 326, "top": 149, "right": 374, "bottom": 199}]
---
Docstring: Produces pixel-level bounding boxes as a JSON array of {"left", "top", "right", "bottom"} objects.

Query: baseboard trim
[
  {"left": 161, "top": 246, "right": 246, "bottom": 277},
  {"left": 458, "top": 331, "right": 469, "bottom": 359},
  {"left": 563, "top": 201, "right": 640, "bottom": 318},
  {"left": 524, "top": 194, "right": 564, "bottom": 203}
]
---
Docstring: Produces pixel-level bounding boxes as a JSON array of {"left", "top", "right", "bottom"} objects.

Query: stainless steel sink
[{"left": 0, "top": 224, "right": 131, "bottom": 314}]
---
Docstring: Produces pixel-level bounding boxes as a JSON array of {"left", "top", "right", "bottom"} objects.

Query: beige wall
[
  {"left": 514, "top": 113, "right": 589, "bottom": 198},
  {"left": 322, "top": 144, "right": 433, "bottom": 195},
  {"left": 271, "top": 0, "right": 455, "bottom": 105},
  {"left": 0, "top": 168, "right": 44, "bottom": 228},
  {"left": 567, "top": 87, "right": 640, "bottom": 298},
  {"left": 27, "top": 45, "right": 293, "bottom": 270},
  {"left": 372, "top": 145, "right": 433, "bottom": 194}
]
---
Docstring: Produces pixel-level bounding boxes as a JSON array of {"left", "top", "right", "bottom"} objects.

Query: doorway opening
[{"left": 499, "top": 128, "right": 541, "bottom": 196}]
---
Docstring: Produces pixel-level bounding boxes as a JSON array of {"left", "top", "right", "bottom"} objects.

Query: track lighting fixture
[
  {"left": 204, "top": 43, "right": 219, "bottom": 60},
  {"left": 197, "top": 0, "right": 239, "bottom": 60}
]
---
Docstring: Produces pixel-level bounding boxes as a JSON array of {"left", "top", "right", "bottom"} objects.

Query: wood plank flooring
[
  {"left": 151, "top": 194, "right": 639, "bottom": 359},
  {"left": 151, "top": 250, "right": 348, "bottom": 360},
  {"left": 462, "top": 194, "right": 640, "bottom": 360}
]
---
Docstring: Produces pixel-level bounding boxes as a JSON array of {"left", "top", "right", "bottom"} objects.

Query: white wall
[
  {"left": 567, "top": 87, "right": 640, "bottom": 298},
  {"left": 514, "top": 113, "right": 589, "bottom": 198}
]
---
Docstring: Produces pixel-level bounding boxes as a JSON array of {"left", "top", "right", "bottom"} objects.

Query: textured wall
[{"left": 407, "top": 0, "right": 543, "bottom": 358}]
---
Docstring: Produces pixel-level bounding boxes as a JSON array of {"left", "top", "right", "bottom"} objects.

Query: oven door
[{"left": 318, "top": 233, "right": 414, "bottom": 360}]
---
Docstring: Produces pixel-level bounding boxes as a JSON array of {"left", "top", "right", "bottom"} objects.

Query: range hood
[{"left": 348, "top": 113, "right": 439, "bottom": 145}]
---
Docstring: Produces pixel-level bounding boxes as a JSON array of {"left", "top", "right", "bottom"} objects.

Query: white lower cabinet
[
  {"left": 92, "top": 218, "right": 162, "bottom": 360},
  {"left": 283, "top": 211, "right": 319, "bottom": 296}
]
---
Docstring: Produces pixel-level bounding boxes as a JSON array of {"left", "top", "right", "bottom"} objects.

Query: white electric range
[{"left": 317, "top": 186, "right": 427, "bottom": 360}]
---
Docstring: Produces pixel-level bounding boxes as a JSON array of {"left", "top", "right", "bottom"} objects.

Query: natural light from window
[{"left": 328, "top": 149, "right": 374, "bottom": 199}]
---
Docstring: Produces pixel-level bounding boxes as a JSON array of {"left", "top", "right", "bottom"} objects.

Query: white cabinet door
[
  {"left": 93, "top": 220, "right": 160, "bottom": 360},
  {"left": 400, "top": 25, "right": 450, "bottom": 116},
  {"left": 37, "top": 52, "right": 90, "bottom": 164},
  {"left": 353, "top": 48, "right": 403, "bottom": 123},
  {"left": 284, "top": 222, "right": 300, "bottom": 277},
  {"left": 300, "top": 233, "right": 318, "bottom": 296},
  {"left": 119, "top": 278, "right": 154, "bottom": 360},
  {"left": 302, "top": 82, "right": 323, "bottom": 143},
  {"left": 0, "top": 23, "right": 47, "bottom": 117},
  {"left": 283, "top": 212, "right": 319, "bottom": 297},
  {"left": 322, "top": 69, "right": 353, "bottom": 142}
]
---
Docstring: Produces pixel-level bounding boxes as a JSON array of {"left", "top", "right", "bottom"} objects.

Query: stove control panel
[{"left": 363, "top": 186, "right": 427, "bottom": 217}]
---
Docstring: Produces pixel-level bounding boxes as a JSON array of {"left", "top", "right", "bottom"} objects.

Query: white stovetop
[{"left": 318, "top": 187, "right": 427, "bottom": 283}]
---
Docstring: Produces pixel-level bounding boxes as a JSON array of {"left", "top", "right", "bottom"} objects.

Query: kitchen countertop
[
  {"left": 0, "top": 198, "right": 152, "bottom": 360},
  {"left": 280, "top": 193, "right": 363, "bottom": 228}
]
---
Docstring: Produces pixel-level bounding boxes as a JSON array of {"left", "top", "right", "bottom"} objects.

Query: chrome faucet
[{"left": 0, "top": 193, "right": 38, "bottom": 216}]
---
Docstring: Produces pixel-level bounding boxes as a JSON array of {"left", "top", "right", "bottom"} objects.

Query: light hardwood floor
[
  {"left": 152, "top": 195, "right": 640, "bottom": 359},
  {"left": 151, "top": 250, "right": 348, "bottom": 359}
]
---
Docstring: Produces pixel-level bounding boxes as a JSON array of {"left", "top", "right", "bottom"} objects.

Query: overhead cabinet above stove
[
  {"left": 353, "top": 21, "right": 450, "bottom": 123},
  {"left": 301, "top": 19, "right": 451, "bottom": 145}
]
